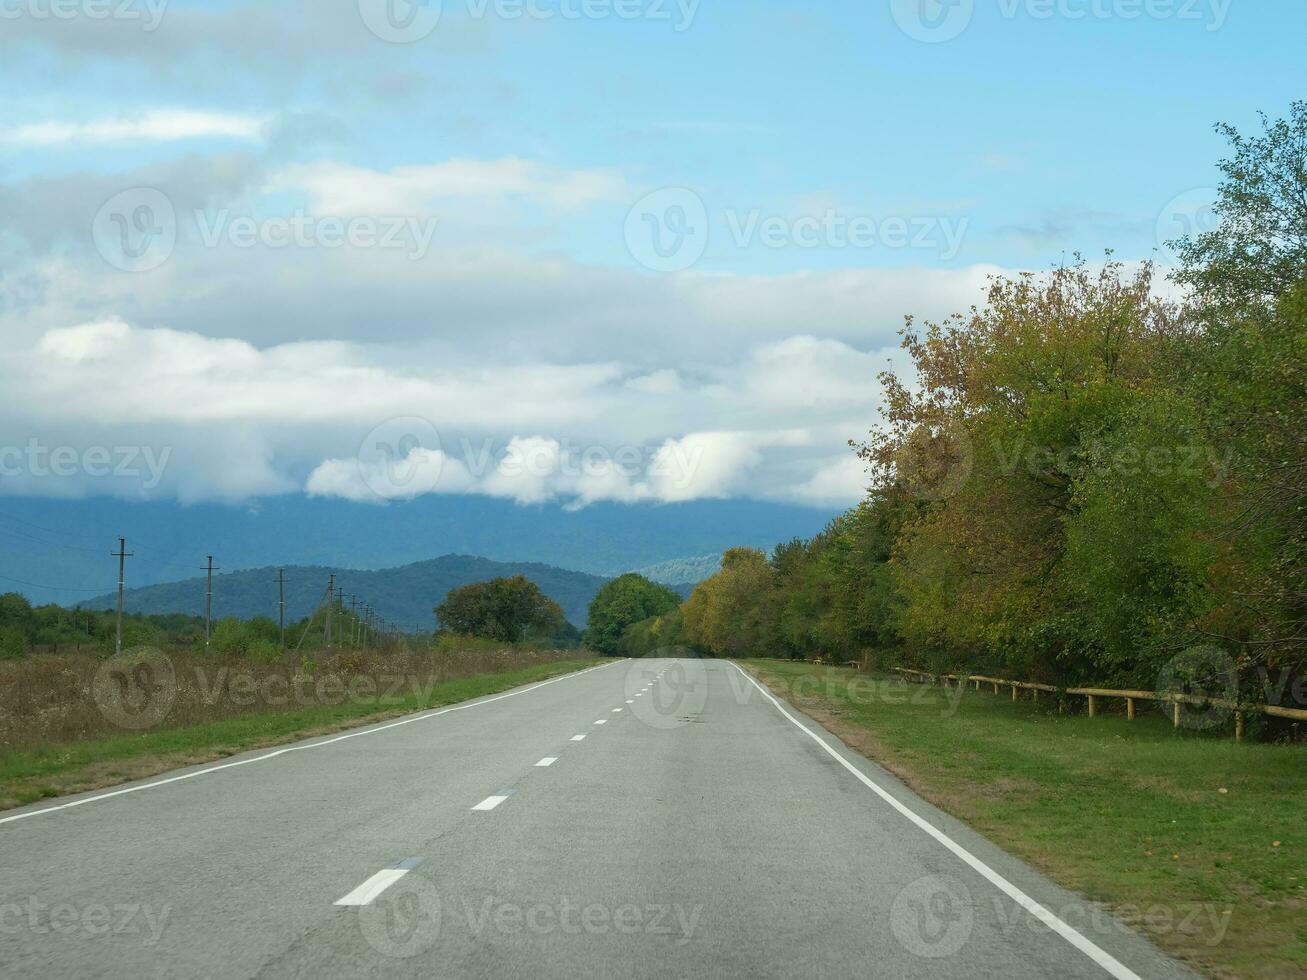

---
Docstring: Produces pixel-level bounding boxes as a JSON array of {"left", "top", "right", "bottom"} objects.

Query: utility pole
[
  {"left": 204, "top": 555, "right": 219, "bottom": 650},
  {"left": 112, "top": 537, "right": 132, "bottom": 657},
  {"left": 325, "top": 574, "right": 335, "bottom": 649},
  {"left": 277, "top": 568, "right": 286, "bottom": 649},
  {"left": 349, "top": 595, "right": 358, "bottom": 647}
]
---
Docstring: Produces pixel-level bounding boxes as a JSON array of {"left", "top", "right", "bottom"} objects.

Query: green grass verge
[
  {"left": 746, "top": 660, "right": 1305, "bottom": 980},
  {"left": 0, "top": 658, "right": 603, "bottom": 809}
]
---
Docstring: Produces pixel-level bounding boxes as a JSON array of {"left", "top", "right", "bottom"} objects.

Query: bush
[
  {"left": 0, "top": 626, "right": 28, "bottom": 660},
  {"left": 247, "top": 638, "right": 284, "bottom": 663},
  {"left": 209, "top": 617, "right": 251, "bottom": 656}
]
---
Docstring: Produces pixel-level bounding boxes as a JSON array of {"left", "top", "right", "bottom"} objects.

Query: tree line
[{"left": 611, "top": 104, "right": 1307, "bottom": 696}]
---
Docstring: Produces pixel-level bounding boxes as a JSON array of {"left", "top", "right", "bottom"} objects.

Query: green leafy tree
[
  {"left": 616, "top": 607, "right": 687, "bottom": 657},
  {"left": 683, "top": 549, "right": 777, "bottom": 658},
  {"left": 435, "top": 576, "right": 568, "bottom": 644},
  {"left": 0, "top": 592, "right": 35, "bottom": 640},
  {"left": 1173, "top": 101, "right": 1307, "bottom": 310},
  {"left": 585, "top": 574, "right": 680, "bottom": 655}
]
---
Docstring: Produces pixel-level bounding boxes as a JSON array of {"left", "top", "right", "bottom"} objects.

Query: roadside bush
[
  {"left": 0, "top": 627, "right": 28, "bottom": 661},
  {"left": 247, "top": 638, "right": 284, "bottom": 663},
  {"left": 209, "top": 618, "right": 251, "bottom": 656}
]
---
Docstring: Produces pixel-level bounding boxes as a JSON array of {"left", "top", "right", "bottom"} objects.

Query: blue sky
[{"left": 0, "top": 0, "right": 1300, "bottom": 509}]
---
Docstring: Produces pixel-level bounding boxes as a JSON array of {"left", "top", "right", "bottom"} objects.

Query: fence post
[
  {"left": 1235, "top": 711, "right": 1245, "bottom": 742},
  {"left": 1172, "top": 699, "right": 1181, "bottom": 728},
  {"left": 1127, "top": 697, "right": 1135, "bottom": 720},
  {"left": 1088, "top": 694, "right": 1096, "bottom": 718}
]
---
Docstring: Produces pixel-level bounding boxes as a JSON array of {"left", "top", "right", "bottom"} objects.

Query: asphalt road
[{"left": 0, "top": 658, "right": 1198, "bottom": 979}]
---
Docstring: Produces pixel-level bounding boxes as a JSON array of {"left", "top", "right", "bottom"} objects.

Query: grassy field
[
  {"left": 744, "top": 660, "right": 1305, "bottom": 980},
  {"left": 0, "top": 656, "right": 602, "bottom": 811}
]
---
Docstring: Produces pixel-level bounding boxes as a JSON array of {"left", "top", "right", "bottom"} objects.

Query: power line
[
  {"left": 0, "top": 512, "right": 103, "bottom": 554},
  {"left": 0, "top": 572, "right": 116, "bottom": 593}
]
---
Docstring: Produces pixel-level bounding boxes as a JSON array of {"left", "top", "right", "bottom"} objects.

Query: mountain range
[{"left": 81, "top": 555, "right": 697, "bottom": 631}]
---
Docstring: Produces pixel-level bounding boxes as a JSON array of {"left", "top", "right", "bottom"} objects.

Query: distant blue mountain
[{"left": 0, "top": 494, "right": 836, "bottom": 608}]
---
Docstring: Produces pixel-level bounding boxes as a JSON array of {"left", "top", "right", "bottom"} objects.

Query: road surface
[{"left": 0, "top": 658, "right": 1196, "bottom": 979}]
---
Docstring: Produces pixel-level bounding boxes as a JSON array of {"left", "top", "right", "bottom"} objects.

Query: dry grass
[{"left": 0, "top": 644, "right": 576, "bottom": 753}]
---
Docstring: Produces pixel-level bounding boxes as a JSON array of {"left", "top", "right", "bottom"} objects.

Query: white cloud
[
  {"left": 305, "top": 448, "right": 475, "bottom": 504},
  {"left": 646, "top": 431, "right": 761, "bottom": 503},
  {"left": 781, "top": 454, "right": 869, "bottom": 507},
  {"left": 0, "top": 307, "right": 916, "bottom": 507},
  {"left": 273, "top": 158, "right": 627, "bottom": 215},
  {"left": 303, "top": 429, "right": 807, "bottom": 509},
  {"left": 21, "top": 319, "right": 620, "bottom": 429},
  {"left": 2, "top": 110, "right": 268, "bottom": 146}
]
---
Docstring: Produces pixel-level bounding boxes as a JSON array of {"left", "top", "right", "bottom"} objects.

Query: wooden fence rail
[{"left": 890, "top": 667, "right": 1307, "bottom": 741}]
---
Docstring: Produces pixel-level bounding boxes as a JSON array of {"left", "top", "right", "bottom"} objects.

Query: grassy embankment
[
  {"left": 744, "top": 660, "right": 1305, "bottom": 980},
  {"left": 0, "top": 647, "right": 602, "bottom": 810}
]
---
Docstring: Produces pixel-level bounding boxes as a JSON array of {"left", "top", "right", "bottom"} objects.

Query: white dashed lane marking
[
  {"left": 536, "top": 757, "right": 558, "bottom": 767},
  {"left": 334, "top": 859, "right": 422, "bottom": 906}
]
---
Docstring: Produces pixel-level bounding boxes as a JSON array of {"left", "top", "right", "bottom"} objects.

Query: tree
[
  {"left": 435, "top": 576, "right": 568, "bottom": 644},
  {"left": 0, "top": 593, "right": 35, "bottom": 639},
  {"left": 1173, "top": 101, "right": 1307, "bottom": 310},
  {"left": 585, "top": 574, "right": 681, "bottom": 655},
  {"left": 857, "top": 260, "right": 1198, "bottom": 681},
  {"left": 683, "top": 548, "right": 777, "bottom": 658}
]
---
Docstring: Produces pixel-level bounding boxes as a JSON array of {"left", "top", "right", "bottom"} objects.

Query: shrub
[{"left": 0, "top": 626, "right": 28, "bottom": 661}]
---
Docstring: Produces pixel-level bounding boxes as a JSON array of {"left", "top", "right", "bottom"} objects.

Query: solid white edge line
[
  {"left": 536, "top": 757, "right": 558, "bottom": 767},
  {"left": 730, "top": 663, "right": 1144, "bottom": 980},
  {"left": 0, "top": 660, "right": 624, "bottom": 827},
  {"left": 334, "top": 868, "right": 408, "bottom": 906},
  {"left": 472, "top": 794, "right": 509, "bottom": 811}
]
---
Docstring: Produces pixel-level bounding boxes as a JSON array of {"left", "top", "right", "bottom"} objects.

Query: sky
[{"left": 0, "top": 0, "right": 1299, "bottom": 512}]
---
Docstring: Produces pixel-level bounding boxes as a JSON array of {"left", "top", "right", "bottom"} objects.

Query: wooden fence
[{"left": 891, "top": 667, "right": 1307, "bottom": 741}]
